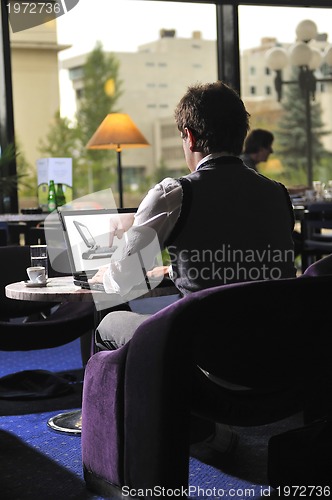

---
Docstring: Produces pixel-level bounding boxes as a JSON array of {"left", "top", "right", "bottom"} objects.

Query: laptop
[{"left": 58, "top": 208, "right": 137, "bottom": 291}]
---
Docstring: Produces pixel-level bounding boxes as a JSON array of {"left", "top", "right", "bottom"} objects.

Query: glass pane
[
  {"left": 239, "top": 5, "right": 332, "bottom": 192},
  {"left": 9, "top": 0, "right": 217, "bottom": 210}
]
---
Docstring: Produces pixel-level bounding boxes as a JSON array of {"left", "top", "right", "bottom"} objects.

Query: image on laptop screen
[
  {"left": 73, "top": 220, "right": 118, "bottom": 259},
  {"left": 59, "top": 208, "right": 137, "bottom": 287}
]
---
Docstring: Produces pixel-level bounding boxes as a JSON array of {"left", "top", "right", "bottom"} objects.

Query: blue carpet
[
  {"left": 0, "top": 339, "right": 83, "bottom": 377},
  {"left": 0, "top": 326, "right": 300, "bottom": 499}
]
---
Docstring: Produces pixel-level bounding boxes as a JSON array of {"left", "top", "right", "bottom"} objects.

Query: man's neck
[{"left": 196, "top": 152, "right": 233, "bottom": 170}]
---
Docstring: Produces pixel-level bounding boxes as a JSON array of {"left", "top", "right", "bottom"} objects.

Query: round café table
[
  {"left": 5, "top": 276, "right": 112, "bottom": 435},
  {"left": 5, "top": 275, "right": 178, "bottom": 434}
]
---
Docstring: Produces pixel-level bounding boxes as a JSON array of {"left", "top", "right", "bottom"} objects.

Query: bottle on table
[
  {"left": 56, "top": 183, "right": 66, "bottom": 207},
  {"left": 47, "top": 180, "right": 57, "bottom": 212}
]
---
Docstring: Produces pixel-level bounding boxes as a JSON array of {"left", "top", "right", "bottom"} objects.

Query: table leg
[
  {"left": 47, "top": 409, "right": 82, "bottom": 434},
  {"left": 46, "top": 306, "right": 120, "bottom": 434}
]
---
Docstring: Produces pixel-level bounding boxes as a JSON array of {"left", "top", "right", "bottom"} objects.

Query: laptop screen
[{"left": 58, "top": 208, "right": 137, "bottom": 278}]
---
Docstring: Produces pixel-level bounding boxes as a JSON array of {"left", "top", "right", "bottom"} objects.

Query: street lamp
[{"left": 265, "top": 20, "right": 332, "bottom": 187}]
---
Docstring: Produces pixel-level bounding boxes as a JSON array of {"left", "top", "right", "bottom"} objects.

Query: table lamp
[{"left": 86, "top": 113, "right": 150, "bottom": 208}]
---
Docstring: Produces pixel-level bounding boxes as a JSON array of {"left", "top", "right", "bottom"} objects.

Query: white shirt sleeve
[{"left": 103, "top": 177, "right": 182, "bottom": 295}]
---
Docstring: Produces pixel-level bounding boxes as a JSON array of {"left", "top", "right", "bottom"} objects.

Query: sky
[{"left": 56, "top": 0, "right": 332, "bottom": 58}]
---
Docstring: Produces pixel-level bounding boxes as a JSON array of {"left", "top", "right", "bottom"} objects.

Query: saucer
[{"left": 24, "top": 280, "right": 48, "bottom": 288}]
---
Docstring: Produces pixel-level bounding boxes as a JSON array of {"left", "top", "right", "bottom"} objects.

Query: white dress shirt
[{"left": 103, "top": 177, "right": 182, "bottom": 294}]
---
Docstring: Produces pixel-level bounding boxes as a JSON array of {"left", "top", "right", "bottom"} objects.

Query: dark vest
[{"left": 166, "top": 156, "right": 296, "bottom": 296}]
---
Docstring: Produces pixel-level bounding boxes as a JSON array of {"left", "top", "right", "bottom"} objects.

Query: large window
[
  {"left": 6, "top": 1, "right": 332, "bottom": 210},
  {"left": 9, "top": 0, "right": 217, "bottom": 209},
  {"left": 239, "top": 5, "right": 332, "bottom": 187}
]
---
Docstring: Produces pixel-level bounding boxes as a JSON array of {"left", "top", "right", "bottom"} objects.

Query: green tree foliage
[
  {"left": 39, "top": 42, "right": 122, "bottom": 198},
  {"left": 77, "top": 42, "right": 123, "bottom": 195},
  {"left": 76, "top": 41, "right": 122, "bottom": 142},
  {"left": 39, "top": 112, "right": 81, "bottom": 159},
  {"left": 274, "top": 67, "right": 330, "bottom": 185}
]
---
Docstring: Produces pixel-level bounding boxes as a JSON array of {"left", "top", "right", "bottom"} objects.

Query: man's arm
[{"left": 90, "top": 178, "right": 182, "bottom": 295}]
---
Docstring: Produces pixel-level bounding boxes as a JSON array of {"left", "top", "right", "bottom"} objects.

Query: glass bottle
[
  {"left": 47, "top": 179, "right": 57, "bottom": 212},
  {"left": 56, "top": 183, "right": 66, "bottom": 207}
]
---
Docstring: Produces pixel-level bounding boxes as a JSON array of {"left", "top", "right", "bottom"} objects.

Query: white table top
[
  {"left": 5, "top": 276, "right": 99, "bottom": 303},
  {"left": 0, "top": 213, "right": 48, "bottom": 223},
  {"left": 5, "top": 276, "right": 178, "bottom": 310}
]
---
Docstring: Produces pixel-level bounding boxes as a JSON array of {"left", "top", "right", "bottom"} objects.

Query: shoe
[
  {"left": 190, "top": 423, "right": 239, "bottom": 467},
  {"left": 204, "top": 423, "right": 239, "bottom": 454}
]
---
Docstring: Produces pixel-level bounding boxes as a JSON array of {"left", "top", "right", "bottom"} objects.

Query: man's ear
[{"left": 186, "top": 128, "right": 196, "bottom": 152}]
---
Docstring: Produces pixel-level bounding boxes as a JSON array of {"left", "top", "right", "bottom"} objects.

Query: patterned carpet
[{"left": 0, "top": 334, "right": 302, "bottom": 499}]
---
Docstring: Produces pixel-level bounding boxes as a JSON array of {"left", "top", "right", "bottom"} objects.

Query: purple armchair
[{"left": 82, "top": 273, "right": 332, "bottom": 497}]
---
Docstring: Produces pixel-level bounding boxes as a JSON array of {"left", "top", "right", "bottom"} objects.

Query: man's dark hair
[
  {"left": 243, "top": 129, "right": 274, "bottom": 154},
  {"left": 174, "top": 81, "right": 250, "bottom": 156}
]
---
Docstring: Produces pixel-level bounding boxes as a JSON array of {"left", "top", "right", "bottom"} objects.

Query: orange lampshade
[{"left": 86, "top": 113, "right": 150, "bottom": 150}]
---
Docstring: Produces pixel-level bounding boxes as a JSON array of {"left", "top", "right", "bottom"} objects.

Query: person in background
[
  {"left": 240, "top": 129, "right": 302, "bottom": 262},
  {"left": 240, "top": 128, "right": 274, "bottom": 172}
]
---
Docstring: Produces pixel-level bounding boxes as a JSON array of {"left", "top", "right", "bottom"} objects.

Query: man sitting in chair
[{"left": 89, "top": 81, "right": 296, "bottom": 454}]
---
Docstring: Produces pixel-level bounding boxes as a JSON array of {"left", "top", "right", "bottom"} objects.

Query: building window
[
  {"left": 146, "top": 62, "right": 155, "bottom": 67},
  {"left": 265, "top": 67, "right": 271, "bottom": 76},
  {"left": 162, "top": 146, "right": 184, "bottom": 161},
  {"left": 250, "top": 86, "right": 256, "bottom": 95},
  {"left": 249, "top": 66, "right": 256, "bottom": 75},
  {"left": 68, "top": 66, "right": 83, "bottom": 80},
  {"left": 161, "top": 124, "right": 178, "bottom": 139},
  {"left": 266, "top": 86, "right": 271, "bottom": 95}
]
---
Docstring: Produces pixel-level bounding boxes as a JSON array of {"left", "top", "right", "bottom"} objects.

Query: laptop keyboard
[{"left": 93, "top": 245, "right": 117, "bottom": 254}]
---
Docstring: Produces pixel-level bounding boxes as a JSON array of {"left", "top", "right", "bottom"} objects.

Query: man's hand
[
  {"left": 109, "top": 213, "right": 135, "bottom": 247},
  {"left": 146, "top": 266, "right": 169, "bottom": 279},
  {"left": 88, "top": 265, "right": 108, "bottom": 284}
]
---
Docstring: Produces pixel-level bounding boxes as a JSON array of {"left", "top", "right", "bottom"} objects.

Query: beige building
[
  {"left": 62, "top": 28, "right": 332, "bottom": 188},
  {"left": 61, "top": 29, "right": 218, "bottom": 185},
  {"left": 8, "top": 23, "right": 332, "bottom": 195},
  {"left": 10, "top": 21, "right": 68, "bottom": 173}
]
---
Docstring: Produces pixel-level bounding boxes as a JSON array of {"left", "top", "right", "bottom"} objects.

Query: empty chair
[
  {"left": 0, "top": 245, "right": 94, "bottom": 352},
  {"left": 301, "top": 252, "right": 332, "bottom": 277},
  {"left": 301, "top": 202, "right": 332, "bottom": 271}
]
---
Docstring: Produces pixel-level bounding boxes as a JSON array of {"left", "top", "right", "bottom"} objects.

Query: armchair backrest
[{"left": 128, "top": 275, "right": 331, "bottom": 391}]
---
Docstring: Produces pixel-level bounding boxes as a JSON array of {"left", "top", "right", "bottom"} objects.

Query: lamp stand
[{"left": 116, "top": 146, "right": 124, "bottom": 208}]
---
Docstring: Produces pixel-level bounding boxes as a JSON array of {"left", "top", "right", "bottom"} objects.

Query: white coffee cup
[{"left": 26, "top": 266, "right": 47, "bottom": 284}]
